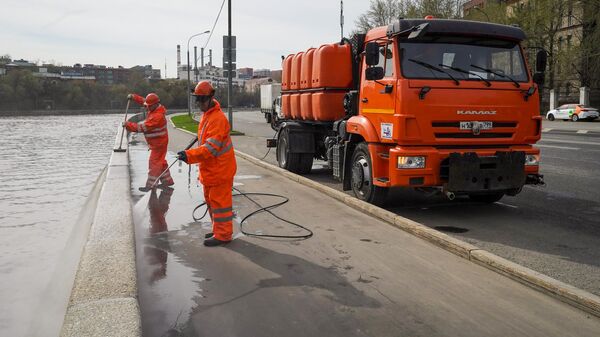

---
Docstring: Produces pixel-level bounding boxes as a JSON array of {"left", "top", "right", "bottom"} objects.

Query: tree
[
  {"left": 354, "top": 0, "right": 466, "bottom": 33},
  {"left": 0, "top": 54, "right": 10, "bottom": 65}
]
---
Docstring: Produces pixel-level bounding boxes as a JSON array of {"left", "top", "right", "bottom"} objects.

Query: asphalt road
[{"left": 227, "top": 111, "right": 600, "bottom": 296}]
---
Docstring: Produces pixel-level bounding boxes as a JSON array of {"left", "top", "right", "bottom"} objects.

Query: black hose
[{"left": 192, "top": 186, "right": 313, "bottom": 240}]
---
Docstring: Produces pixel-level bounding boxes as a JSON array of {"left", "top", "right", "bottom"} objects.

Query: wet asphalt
[
  {"left": 127, "top": 117, "right": 600, "bottom": 337},
  {"left": 223, "top": 111, "right": 600, "bottom": 297}
]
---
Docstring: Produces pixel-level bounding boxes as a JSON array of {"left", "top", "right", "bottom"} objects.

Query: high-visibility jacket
[
  {"left": 125, "top": 94, "right": 168, "bottom": 149},
  {"left": 185, "top": 100, "right": 237, "bottom": 186}
]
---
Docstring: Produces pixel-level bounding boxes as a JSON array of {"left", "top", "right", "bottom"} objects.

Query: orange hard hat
[
  {"left": 144, "top": 93, "right": 160, "bottom": 106},
  {"left": 193, "top": 81, "right": 215, "bottom": 96}
]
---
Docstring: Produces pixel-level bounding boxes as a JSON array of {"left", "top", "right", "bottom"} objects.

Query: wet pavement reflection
[
  {"left": 130, "top": 137, "right": 206, "bottom": 337},
  {"left": 129, "top": 134, "right": 380, "bottom": 337}
]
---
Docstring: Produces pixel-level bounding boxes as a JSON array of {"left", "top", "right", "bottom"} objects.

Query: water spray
[{"left": 148, "top": 136, "right": 198, "bottom": 190}]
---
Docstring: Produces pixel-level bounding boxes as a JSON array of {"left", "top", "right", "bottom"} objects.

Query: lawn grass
[{"left": 171, "top": 114, "right": 245, "bottom": 135}]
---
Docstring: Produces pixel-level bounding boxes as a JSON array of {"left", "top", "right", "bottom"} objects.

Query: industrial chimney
[
  {"left": 209, "top": 49, "right": 212, "bottom": 67},
  {"left": 177, "top": 45, "right": 181, "bottom": 66}
]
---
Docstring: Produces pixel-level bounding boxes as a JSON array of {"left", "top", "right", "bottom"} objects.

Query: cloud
[{"left": 0, "top": 0, "right": 371, "bottom": 77}]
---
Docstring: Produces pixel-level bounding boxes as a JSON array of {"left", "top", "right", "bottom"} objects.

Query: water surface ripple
[{"left": 0, "top": 114, "right": 121, "bottom": 336}]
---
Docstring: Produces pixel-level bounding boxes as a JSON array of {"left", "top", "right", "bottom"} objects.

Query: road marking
[
  {"left": 537, "top": 144, "right": 580, "bottom": 150},
  {"left": 539, "top": 138, "right": 600, "bottom": 146},
  {"left": 576, "top": 130, "right": 589, "bottom": 134},
  {"left": 542, "top": 128, "right": 553, "bottom": 132},
  {"left": 495, "top": 202, "right": 518, "bottom": 209}
]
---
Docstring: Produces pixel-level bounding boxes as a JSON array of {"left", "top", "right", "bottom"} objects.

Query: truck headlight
[
  {"left": 397, "top": 156, "right": 426, "bottom": 169},
  {"left": 525, "top": 154, "right": 540, "bottom": 166}
]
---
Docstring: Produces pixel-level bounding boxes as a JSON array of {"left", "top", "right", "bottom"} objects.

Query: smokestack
[
  {"left": 201, "top": 47, "right": 205, "bottom": 68},
  {"left": 177, "top": 45, "right": 181, "bottom": 66},
  {"left": 194, "top": 46, "right": 198, "bottom": 81},
  {"left": 209, "top": 49, "right": 212, "bottom": 67}
]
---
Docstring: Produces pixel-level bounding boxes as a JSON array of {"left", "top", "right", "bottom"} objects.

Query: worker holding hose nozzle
[
  {"left": 124, "top": 93, "right": 174, "bottom": 192},
  {"left": 177, "top": 81, "right": 237, "bottom": 247}
]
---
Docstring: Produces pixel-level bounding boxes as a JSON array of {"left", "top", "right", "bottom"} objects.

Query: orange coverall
[
  {"left": 185, "top": 100, "right": 237, "bottom": 241},
  {"left": 125, "top": 94, "right": 173, "bottom": 188}
]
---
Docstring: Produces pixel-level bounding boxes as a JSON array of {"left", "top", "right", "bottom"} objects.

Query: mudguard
[{"left": 345, "top": 115, "right": 379, "bottom": 142}]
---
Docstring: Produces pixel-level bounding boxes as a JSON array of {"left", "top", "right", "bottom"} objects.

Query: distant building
[
  {"left": 244, "top": 77, "right": 275, "bottom": 92},
  {"left": 238, "top": 67, "right": 253, "bottom": 79},
  {"left": 254, "top": 68, "right": 271, "bottom": 78},
  {"left": 270, "top": 70, "right": 282, "bottom": 83},
  {"left": 2, "top": 59, "right": 161, "bottom": 84}
]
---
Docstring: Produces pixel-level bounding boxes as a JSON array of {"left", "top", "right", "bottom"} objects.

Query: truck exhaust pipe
[{"left": 445, "top": 191, "right": 455, "bottom": 201}]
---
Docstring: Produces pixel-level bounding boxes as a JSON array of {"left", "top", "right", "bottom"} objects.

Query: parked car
[{"left": 546, "top": 104, "right": 599, "bottom": 121}]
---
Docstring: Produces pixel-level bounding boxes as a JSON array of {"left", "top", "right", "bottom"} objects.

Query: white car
[{"left": 546, "top": 104, "right": 599, "bottom": 122}]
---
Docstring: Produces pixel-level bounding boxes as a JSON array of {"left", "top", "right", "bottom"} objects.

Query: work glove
[
  {"left": 177, "top": 151, "right": 188, "bottom": 163},
  {"left": 127, "top": 94, "right": 133, "bottom": 100}
]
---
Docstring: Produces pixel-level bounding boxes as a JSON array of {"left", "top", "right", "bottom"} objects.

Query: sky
[{"left": 1, "top": 0, "right": 372, "bottom": 78}]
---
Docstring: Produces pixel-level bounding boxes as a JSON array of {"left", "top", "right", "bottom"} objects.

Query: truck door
[{"left": 359, "top": 41, "right": 397, "bottom": 142}]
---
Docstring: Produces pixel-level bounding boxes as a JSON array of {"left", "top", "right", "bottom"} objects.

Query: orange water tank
[
  {"left": 290, "top": 93, "right": 301, "bottom": 119},
  {"left": 290, "top": 52, "right": 304, "bottom": 90},
  {"left": 281, "top": 94, "right": 292, "bottom": 119},
  {"left": 300, "top": 48, "right": 315, "bottom": 89},
  {"left": 312, "top": 43, "right": 353, "bottom": 89},
  {"left": 281, "top": 54, "right": 294, "bottom": 90},
  {"left": 300, "top": 93, "right": 313, "bottom": 120},
  {"left": 312, "top": 92, "right": 346, "bottom": 121}
]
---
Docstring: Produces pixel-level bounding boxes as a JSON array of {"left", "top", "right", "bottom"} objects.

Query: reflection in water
[{"left": 146, "top": 188, "right": 173, "bottom": 284}]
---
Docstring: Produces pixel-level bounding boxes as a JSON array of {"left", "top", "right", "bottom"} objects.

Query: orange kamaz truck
[{"left": 268, "top": 18, "right": 546, "bottom": 205}]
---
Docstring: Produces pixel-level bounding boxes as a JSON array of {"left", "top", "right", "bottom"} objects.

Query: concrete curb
[
  {"left": 60, "top": 125, "right": 141, "bottom": 336},
  {"left": 232, "top": 149, "right": 600, "bottom": 318}
]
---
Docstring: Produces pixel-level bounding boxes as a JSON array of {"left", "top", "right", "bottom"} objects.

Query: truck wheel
[
  {"left": 351, "top": 142, "right": 388, "bottom": 206},
  {"left": 276, "top": 127, "right": 313, "bottom": 174},
  {"left": 468, "top": 193, "right": 504, "bottom": 203}
]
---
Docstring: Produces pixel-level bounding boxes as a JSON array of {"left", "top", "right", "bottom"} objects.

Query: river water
[{"left": 0, "top": 114, "right": 121, "bottom": 336}]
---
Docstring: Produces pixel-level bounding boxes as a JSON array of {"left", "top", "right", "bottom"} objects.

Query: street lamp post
[{"left": 187, "top": 30, "right": 210, "bottom": 116}]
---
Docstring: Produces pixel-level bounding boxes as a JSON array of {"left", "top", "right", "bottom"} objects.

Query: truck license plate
[{"left": 460, "top": 121, "right": 493, "bottom": 130}]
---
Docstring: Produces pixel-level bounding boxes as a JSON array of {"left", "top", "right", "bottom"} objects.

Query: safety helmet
[
  {"left": 144, "top": 93, "right": 160, "bottom": 106},
  {"left": 193, "top": 81, "right": 215, "bottom": 96}
]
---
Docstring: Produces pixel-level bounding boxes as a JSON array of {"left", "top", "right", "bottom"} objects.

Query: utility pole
[
  {"left": 340, "top": 1, "right": 344, "bottom": 41},
  {"left": 227, "top": 0, "right": 233, "bottom": 129}
]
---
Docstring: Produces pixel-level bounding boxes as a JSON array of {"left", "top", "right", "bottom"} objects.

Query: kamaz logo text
[{"left": 457, "top": 110, "right": 497, "bottom": 115}]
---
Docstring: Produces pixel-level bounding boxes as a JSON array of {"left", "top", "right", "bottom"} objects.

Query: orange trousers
[
  {"left": 203, "top": 181, "right": 234, "bottom": 241},
  {"left": 146, "top": 146, "right": 173, "bottom": 188}
]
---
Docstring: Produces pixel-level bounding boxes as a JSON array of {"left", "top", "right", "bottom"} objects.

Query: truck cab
[{"left": 272, "top": 18, "right": 546, "bottom": 205}]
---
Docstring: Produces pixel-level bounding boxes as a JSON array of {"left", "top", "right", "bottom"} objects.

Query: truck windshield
[{"left": 400, "top": 37, "right": 528, "bottom": 83}]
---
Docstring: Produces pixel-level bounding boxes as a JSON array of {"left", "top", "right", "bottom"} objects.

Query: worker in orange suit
[
  {"left": 177, "top": 81, "right": 237, "bottom": 247},
  {"left": 124, "top": 92, "right": 174, "bottom": 191}
]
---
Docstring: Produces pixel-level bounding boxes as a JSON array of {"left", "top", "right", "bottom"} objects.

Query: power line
[{"left": 203, "top": 0, "right": 227, "bottom": 49}]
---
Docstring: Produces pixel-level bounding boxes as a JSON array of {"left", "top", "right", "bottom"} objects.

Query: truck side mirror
[
  {"left": 365, "top": 42, "right": 380, "bottom": 66},
  {"left": 535, "top": 50, "right": 547, "bottom": 73},
  {"left": 365, "top": 67, "right": 384, "bottom": 81},
  {"left": 533, "top": 72, "right": 545, "bottom": 86}
]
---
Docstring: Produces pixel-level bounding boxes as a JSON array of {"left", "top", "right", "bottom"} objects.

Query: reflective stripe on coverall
[
  {"left": 185, "top": 99, "right": 237, "bottom": 241},
  {"left": 125, "top": 96, "right": 173, "bottom": 188}
]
